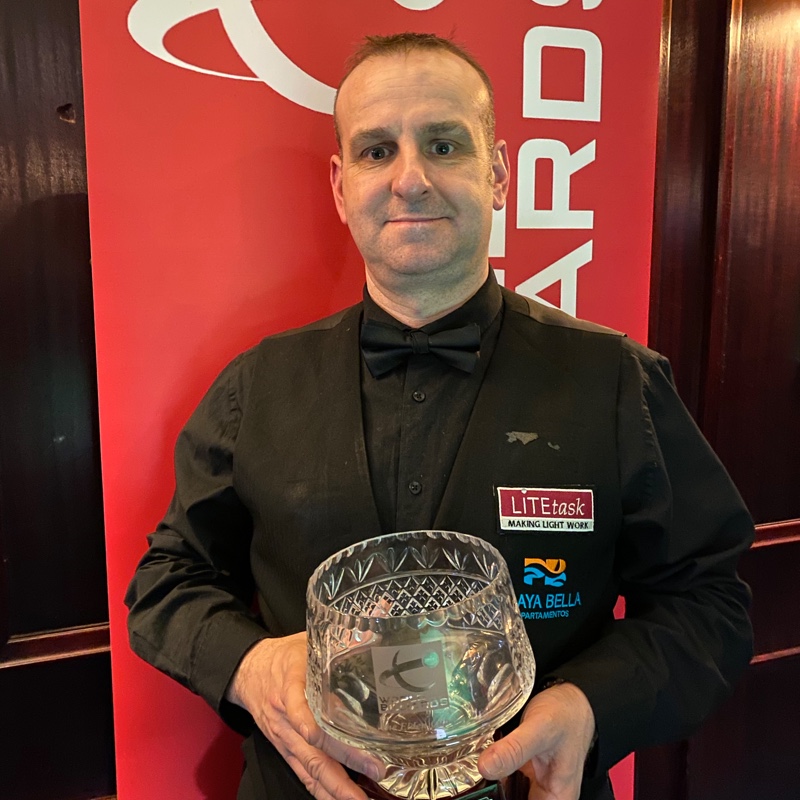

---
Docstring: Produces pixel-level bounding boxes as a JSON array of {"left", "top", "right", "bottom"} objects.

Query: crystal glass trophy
[{"left": 306, "top": 530, "right": 535, "bottom": 800}]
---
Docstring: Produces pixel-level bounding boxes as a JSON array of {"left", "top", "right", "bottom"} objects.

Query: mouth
[{"left": 385, "top": 216, "right": 447, "bottom": 225}]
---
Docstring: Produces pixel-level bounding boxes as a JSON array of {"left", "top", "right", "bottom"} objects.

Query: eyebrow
[
  {"left": 421, "top": 121, "right": 473, "bottom": 139},
  {"left": 348, "top": 121, "right": 474, "bottom": 154},
  {"left": 349, "top": 127, "right": 394, "bottom": 154}
]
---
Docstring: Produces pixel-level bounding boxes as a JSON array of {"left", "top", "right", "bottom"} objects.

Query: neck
[{"left": 365, "top": 266, "right": 489, "bottom": 328}]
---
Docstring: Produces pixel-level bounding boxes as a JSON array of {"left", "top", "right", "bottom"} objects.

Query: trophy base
[
  {"left": 359, "top": 776, "right": 506, "bottom": 800},
  {"left": 352, "top": 733, "right": 521, "bottom": 799}
]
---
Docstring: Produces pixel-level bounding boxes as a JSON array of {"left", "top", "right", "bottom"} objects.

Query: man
[{"left": 126, "top": 34, "right": 754, "bottom": 800}]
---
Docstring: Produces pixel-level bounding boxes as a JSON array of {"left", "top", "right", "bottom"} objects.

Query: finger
[
  {"left": 480, "top": 694, "right": 566, "bottom": 780},
  {"left": 282, "top": 679, "right": 384, "bottom": 781},
  {"left": 275, "top": 744, "right": 346, "bottom": 800},
  {"left": 317, "top": 730, "right": 385, "bottom": 782},
  {"left": 286, "top": 735, "right": 370, "bottom": 800},
  {"left": 284, "top": 679, "right": 320, "bottom": 738},
  {"left": 526, "top": 779, "right": 551, "bottom": 800},
  {"left": 269, "top": 713, "right": 375, "bottom": 800},
  {"left": 284, "top": 703, "right": 383, "bottom": 783},
  {"left": 479, "top": 730, "right": 538, "bottom": 779},
  {"left": 268, "top": 720, "right": 353, "bottom": 800},
  {"left": 264, "top": 726, "right": 337, "bottom": 800}
]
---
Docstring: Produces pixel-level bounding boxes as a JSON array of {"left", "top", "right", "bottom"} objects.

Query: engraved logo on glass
[{"left": 371, "top": 641, "right": 449, "bottom": 711}]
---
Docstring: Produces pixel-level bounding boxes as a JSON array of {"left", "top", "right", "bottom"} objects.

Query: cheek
[
  {"left": 345, "top": 184, "right": 381, "bottom": 221},
  {"left": 455, "top": 183, "right": 494, "bottom": 218},
  {"left": 440, "top": 169, "right": 492, "bottom": 202}
]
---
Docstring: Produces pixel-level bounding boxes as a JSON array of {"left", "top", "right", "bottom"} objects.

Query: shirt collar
[{"left": 362, "top": 268, "right": 503, "bottom": 337}]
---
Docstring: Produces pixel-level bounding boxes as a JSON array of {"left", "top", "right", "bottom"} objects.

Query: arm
[
  {"left": 562, "top": 345, "right": 754, "bottom": 771},
  {"left": 125, "top": 352, "right": 268, "bottom": 731},
  {"left": 481, "top": 343, "right": 754, "bottom": 795},
  {"left": 125, "top": 353, "right": 383, "bottom": 798}
]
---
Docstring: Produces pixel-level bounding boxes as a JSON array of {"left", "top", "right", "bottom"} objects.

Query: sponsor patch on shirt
[{"left": 497, "top": 487, "right": 594, "bottom": 532}]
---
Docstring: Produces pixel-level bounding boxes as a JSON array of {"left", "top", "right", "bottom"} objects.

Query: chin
[
  {"left": 384, "top": 260, "right": 450, "bottom": 281},
  {"left": 378, "top": 247, "right": 454, "bottom": 277}
]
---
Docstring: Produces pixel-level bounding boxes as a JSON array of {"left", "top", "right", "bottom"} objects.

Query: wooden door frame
[
  {"left": 638, "top": 0, "right": 731, "bottom": 794},
  {"left": 640, "top": 0, "right": 800, "bottom": 794},
  {"left": 647, "top": 0, "right": 731, "bottom": 419}
]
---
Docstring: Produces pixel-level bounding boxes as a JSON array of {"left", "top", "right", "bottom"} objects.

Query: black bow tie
[{"left": 360, "top": 319, "right": 481, "bottom": 377}]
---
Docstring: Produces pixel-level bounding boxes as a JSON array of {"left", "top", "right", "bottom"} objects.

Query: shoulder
[
  {"left": 204, "top": 303, "right": 359, "bottom": 399},
  {"left": 501, "top": 288, "right": 624, "bottom": 368},
  {"left": 502, "top": 287, "right": 673, "bottom": 380},
  {"left": 265, "top": 303, "right": 361, "bottom": 342},
  {"left": 248, "top": 303, "right": 361, "bottom": 376},
  {"left": 502, "top": 287, "right": 624, "bottom": 339}
]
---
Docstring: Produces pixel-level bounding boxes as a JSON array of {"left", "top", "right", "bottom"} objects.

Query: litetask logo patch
[{"left": 498, "top": 487, "right": 594, "bottom": 532}]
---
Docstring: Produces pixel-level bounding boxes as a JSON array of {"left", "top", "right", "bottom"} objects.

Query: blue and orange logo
[{"left": 524, "top": 558, "right": 567, "bottom": 587}]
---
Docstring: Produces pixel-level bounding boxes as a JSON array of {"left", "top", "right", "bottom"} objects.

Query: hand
[
  {"left": 226, "top": 632, "right": 384, "bottom": 800},
  {"left": 478, "top": 682, "right": 596, "bottom": 800}
]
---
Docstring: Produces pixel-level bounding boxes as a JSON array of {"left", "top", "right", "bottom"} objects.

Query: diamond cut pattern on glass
[
  {"left": 333, "top": 573, "right": 489, "bottom": 617},
  {"left": 306, "top": 530, "right": 536, "bottom": 800}
]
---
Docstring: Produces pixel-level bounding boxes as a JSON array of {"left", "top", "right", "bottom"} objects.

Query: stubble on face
[{"left": 330, "top": 51, "right": 509, "bottom": 324}]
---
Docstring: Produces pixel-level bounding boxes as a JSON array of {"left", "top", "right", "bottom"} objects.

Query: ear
[
  {"left": 491, "top": 140, "right": 510, "bottom": 211},
  {"left": 330, "top": 154, "right": 348, "bottom": 224}
]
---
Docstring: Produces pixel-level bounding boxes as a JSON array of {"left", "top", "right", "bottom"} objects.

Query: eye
[
  {"left": 433, "top": 142, "right": 455, "bottom": 156},
  {"left": 365, "top": 146, "right": 390, "bottom": 161}
]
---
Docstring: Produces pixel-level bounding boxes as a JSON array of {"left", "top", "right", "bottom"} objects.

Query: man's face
[{"left": 331, "top": 50, "right": 509, "bottom": 292}]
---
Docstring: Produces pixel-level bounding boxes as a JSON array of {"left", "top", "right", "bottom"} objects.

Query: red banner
[{"left": 79, "top": 1, "right": 661, "bottom": 797}]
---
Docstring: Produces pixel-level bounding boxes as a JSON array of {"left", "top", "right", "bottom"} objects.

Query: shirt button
[
  {"left": 412, "top": 390, "right": 426, "bottom": 403},
  {"left": 408, "top": 481, "right": 422, "bottom": 495}
]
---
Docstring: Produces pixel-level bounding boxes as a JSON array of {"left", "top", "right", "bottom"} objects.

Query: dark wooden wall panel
[
  {"left": 0, "top": 653, "right": 115, "bottom": 800},
  {"left": 0, "top": 1, "right": 116, "bottom": 797},
  {"left": 636, "top": 525, "right": 800, "bottom": 800},
  {"left": 740, "top": 534, "right": 800, "bottom": 657},
  {"left": 0, "top": 0, "right": 107, "bottom": 635},
  {"left": 639, "top": 1, "right": 800, "bottom": 797},
  {"left": 648, "top": 0, "right": 730, "bottom": 416},
  {"left": 686, "top": 651, "right": 800, "bottom": 800},
  {"left": 704, "top": 0, "right": 800, "bottom": 524}
]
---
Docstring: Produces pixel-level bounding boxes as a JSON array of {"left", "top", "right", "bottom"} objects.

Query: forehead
[{"left": 336, "top": 50, "right": 488, "bottom": 140}]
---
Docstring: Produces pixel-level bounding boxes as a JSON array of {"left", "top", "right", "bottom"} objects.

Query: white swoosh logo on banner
[
  {"left": 127, "top": 0, "right": 445, "bottom": 114},
  {"left": 393, "top": 0, "right": 444, "bottom": 7}
]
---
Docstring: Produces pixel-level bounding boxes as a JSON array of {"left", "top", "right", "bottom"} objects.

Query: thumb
[{"left": 478, "top": 722, "right": 552, "bottom": 780}]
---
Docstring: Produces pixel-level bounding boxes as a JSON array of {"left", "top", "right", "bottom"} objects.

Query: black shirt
[{"left": 361, "top": 274, "right": 502, "bottom": 533}]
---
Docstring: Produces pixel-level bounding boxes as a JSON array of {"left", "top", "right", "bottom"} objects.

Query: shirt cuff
[{"left": 190, "top": 610, "right": 270, "bottom": 734}]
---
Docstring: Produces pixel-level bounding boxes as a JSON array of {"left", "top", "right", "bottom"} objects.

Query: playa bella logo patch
[
  {"left": 524, "top": 558, "right": 567, "bottom": 587},
  {"left": 497, "top": 487, "right": 594, "bottom": 532},
  {"left": 518, "top": 557, "right": 582, "bottom": 621}
]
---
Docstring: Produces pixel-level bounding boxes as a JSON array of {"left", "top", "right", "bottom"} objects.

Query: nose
[{"left": 391, "top": 147, "right": 432, "bottom": 201}]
